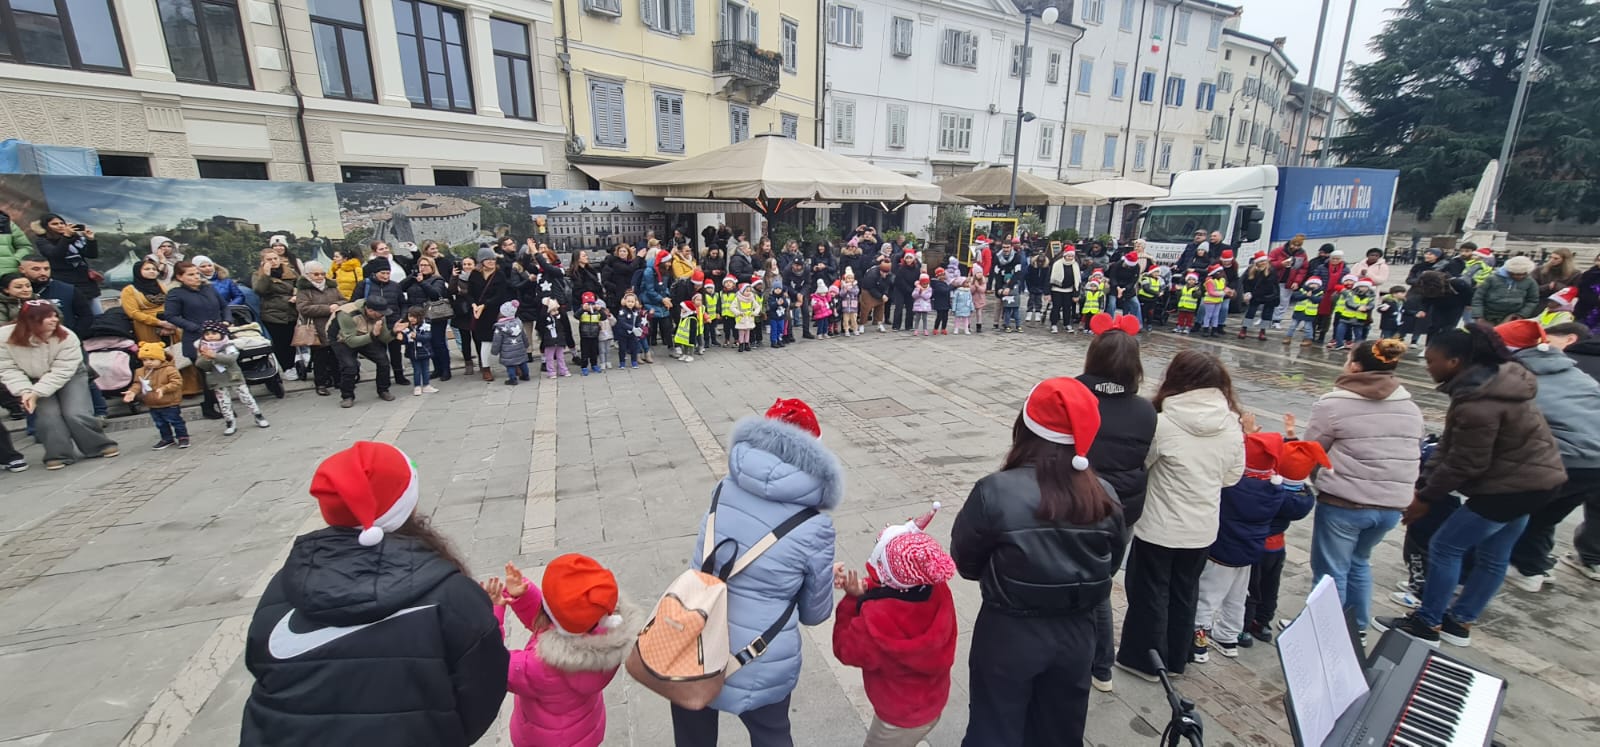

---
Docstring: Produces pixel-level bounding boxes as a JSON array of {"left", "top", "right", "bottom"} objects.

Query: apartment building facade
[
  {"left": 1216, "top": 27, "right": 1296, "bottom": 168},
  {"left": 0, "top": 0, "right": 572, "bottom": 187},
  {"left": 559, "top": 0, "right": 821, "bottom": 185}
]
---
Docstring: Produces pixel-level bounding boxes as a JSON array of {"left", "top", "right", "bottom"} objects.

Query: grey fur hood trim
[
  {"left": 535, "top": 596, "right": 643, "bottom": 673},
  {"left": 729, "top": 416, "right": 846, "bottom": 511}
]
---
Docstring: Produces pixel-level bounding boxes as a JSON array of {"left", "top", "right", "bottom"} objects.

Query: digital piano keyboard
[{"left": 1324, "top": 630, "right": 1506, "bottom": 747}]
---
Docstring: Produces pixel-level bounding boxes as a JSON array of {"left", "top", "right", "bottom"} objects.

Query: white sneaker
[
  {"left": 1389, "top": 590, "right": 1421, "bottom": 609},
  {"left": 413, "top": 387, "right": 423, "bottom": 396},
  {"left": 283, "top": 368, "right": 299, "bottom": 381},
  {"left": 1051, "top": 325, "right": 1059, "bottom": 333},
  {"left": 1395, "top": 579, "right": 1416, "bottom": 593},
  {"left": 422, "top": 385, "right": 439, "bottom": 393},
  {"left": 1562, "top": 553, "right": 1600, "bottom": 581},
  {"left": 681, "top": 355, "right": 694, "bottom": 362},
  {"left": 1091, "top": 675, "right": 1114, "bottom": 692},
  {"left": 878, "top": 324, "right": 886, "bottom": 332},
  {"left": 253, "top": 413, "right": 270, "bottom": 428},
  {"left": 1508, "top": 570, "right": 1548, "bottom": 593}
]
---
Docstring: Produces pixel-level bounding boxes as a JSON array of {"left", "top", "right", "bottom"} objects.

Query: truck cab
[{"left": 1138, "top": 166, "right": 1279, "bottom": 264}]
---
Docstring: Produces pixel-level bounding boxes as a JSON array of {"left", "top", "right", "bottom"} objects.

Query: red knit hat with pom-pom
[{"left": 766, "top": 398, "right": 821, "bottom": 437}]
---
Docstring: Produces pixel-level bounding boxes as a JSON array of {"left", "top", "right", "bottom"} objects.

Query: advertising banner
[{"left": 1270, "top": 167, "right": 1399, "bottom": 242}]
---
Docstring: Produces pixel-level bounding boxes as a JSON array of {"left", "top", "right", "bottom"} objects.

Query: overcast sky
[{"left": 1236, "top": 0, "right": 1407, "bottom": 92}]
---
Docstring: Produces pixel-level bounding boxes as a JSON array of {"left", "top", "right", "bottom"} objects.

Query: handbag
[
  {"left": 425, "top": 298, "right": 453, "bottom": 320},
  {"left": 291, "top": 316, "right": 319, "bottom": 346}
]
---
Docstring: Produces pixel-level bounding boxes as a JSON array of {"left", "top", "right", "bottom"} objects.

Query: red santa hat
[
  {"left": 682, "top": 298, "right": 698, "bottom": 314},
  {"left": 1341, "top": 275, "right": 1357, "bottom": 286},
  {"left": 1244, "top": 432, "right": 1285, "bottom": 485},
  {"left": 1305, "top": 276, "right": 1324, "bottom": 287},
  {"left": 704, "top": 280, "right": 715, "bottom": 289},
  {"left": 1021, "top": 378, "right": 1101, "bottom": 470},
  {"left": 1495, "top": 319, "right": 1551, "bottom": 352},
  {"left": 541, "top": 554, "right": 624, "bottom": 635},
  {"left": 1252, "top": 251, "right": 1269, "bottom": 264},
  {"left": 1356, "top": 278, "right": 1374, "bottom": 289},
  {"left": 723, "top": 275, "right": 737, "bottom": 286},
  {"left": 1474, "top": 246, "right": 1495, "bottom": 258},
  {"left": 766, "top": 397, "right": 821, "bottom": 437},
  {"left": 691, "top": 269, "right": 705, "bottom": 284},
  {"left": 1123, "top": 251, "right": 1140, "bottom": 265},
  {"left": 1279, "top": 441, "right": 1331, "bottom": 487},
  {"left": 1220, "top": 250, "right": 1235, "bottom": 262},
  {"left": 866, "top": 502, "right": 955, "bottom": 590},
  {"left": 1208, "top": 264, "right": 1224, "bottom": 276},
  {"left": 1549, "top": 286, "right": 1578, "bottom": 311},
  {"left": 581, "top": 291, "right": 597, "bottom": 304},
  {"left": 919, "top": 273, "right": 930, "bottom": 283},
  {"left": 1185, "top": 272, "right": 1200, "bottom": 283},
  {"left": 311, "top": 441, "right": 420, "bottom": 547}
]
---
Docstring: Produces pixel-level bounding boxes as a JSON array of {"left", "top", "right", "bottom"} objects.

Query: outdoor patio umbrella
[
  {"left": 936, "top": 166, "right": 1103, "bottom": 207},
  {"left": 605, "top": 134, "right": 946, "bottom": 216},
  {"left": 1071, "top": 178, "right": 1170, "bottom": 201}
]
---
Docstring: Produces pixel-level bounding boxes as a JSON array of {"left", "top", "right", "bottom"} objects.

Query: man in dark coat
[
  {"left": 781, "top": 247, "right": 811, "bottom": 341},
  {"left": 890, "top": 250, "right": 922, "bottom": 331},
  {"left": 860, "top": 258, "right": 894, "bottom": 332}
]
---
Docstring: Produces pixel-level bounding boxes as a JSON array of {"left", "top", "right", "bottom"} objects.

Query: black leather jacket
[{"left": 951, "top": 467, "right": 1127, "bottom": 617}]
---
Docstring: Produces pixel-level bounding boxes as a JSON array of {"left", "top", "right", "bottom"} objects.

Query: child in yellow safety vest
[
  {"left": 1138, "top": 266, "right": 1168, "bottom": 327},
  {"left": 1199, "top": 265, "right": 1231, "bottom": 337},
  {"left": 1539, "top": 286, "right": 1577, "bottom": 328},
  {"left": 701, "top": 279, "right": 722, "bottom": 347},
  {"left": 1283, "top": 277, "right": 1324, "bottom": 347},
  {"left": 731, "top": 282, "right": 760, "bottom": 352},
  {"left": 1329, "top": 276, "right": 1376, "bottom": 350},
  {"left": 1175, "top": 272, "right": 1202, "bottom": 335},
  {"left": 1080, "top": 276, "right": 1107, "bottom": 332},
  {"left": 1463, "top": 246, "right": 1496, "bottom": 286},
  {"left": 718, "top": 276, "right": 738, "bottom": 347},
  {"left": 672, "top": 298, "right": 701, "bottom": 361}
]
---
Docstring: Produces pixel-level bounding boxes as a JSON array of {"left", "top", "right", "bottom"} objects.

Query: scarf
[
  {"left": 131, "top": 272, "right": 166, "bottom": 303},
  {"left": 307, "top": 276, "right": 328, "bottom": 291}
]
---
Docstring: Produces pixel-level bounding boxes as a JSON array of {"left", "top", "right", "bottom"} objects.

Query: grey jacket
[
  {"left": 197, "top": 341, "right": 246, "bottom": 387},
  {"left": 1515, "top": 347, "right": 1600, "bottom": 470},
  {"left": 1304, "top": 372, "right": 1426, "bottom": 510},
  {"left": 694, "top": 417, "right": 840, "bottom": 715}
]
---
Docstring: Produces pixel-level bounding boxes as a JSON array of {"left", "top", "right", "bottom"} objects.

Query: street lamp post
[{"left": 1008, "top": 3, "right": 1060, "bottom": 214}]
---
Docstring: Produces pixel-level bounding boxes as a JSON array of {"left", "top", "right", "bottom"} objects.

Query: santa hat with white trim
[
  {"left": 310, "top": 441, "right": 420, "bottom": 547},
  {"left": 1549, "top": 286, "right": 1578, "bottom": 311},
  {"left": 1021, "top": 378, "right": 1102, "bottom": 470}
]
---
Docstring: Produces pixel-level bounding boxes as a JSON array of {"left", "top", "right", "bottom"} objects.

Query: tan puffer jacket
[{"left": 1303, "top": 371, "right": 1426, "bottom": 510}]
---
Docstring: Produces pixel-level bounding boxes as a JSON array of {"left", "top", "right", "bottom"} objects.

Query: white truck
[{"left": 1138, "top": 165, "right": 1401, "bottom": 264}]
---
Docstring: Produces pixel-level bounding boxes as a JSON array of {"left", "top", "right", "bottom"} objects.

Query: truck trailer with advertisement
[{"left": 1137, "top": 166, "right": 1400, "bottom": 265}]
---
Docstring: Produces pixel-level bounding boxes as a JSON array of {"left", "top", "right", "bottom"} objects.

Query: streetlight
[{"left": 1008, "top": 3, "right": 1060, "bottom": 214}]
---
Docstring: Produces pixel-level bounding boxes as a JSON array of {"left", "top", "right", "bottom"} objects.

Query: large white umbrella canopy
[
  {"left": 1072, "top": 178, "right": 1169, "bottom": 201},
  {"left": 937, "top": 166, "right": 1103, "bottom": 206},
  {"left": 605, "top": 134, "right": 945, "bottom": 209},
  {"left": 1463, "top": 159, "right": 1499, "bottom": 231}
]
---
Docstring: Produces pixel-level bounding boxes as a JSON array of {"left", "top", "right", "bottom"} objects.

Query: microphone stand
[{"left": 1150, "top": 649, "right": 1204, "bottom": 747}]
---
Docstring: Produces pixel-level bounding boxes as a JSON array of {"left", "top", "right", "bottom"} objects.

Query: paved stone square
[{"left": 1, "top": 326, "right": 1596, "bottom": 746}]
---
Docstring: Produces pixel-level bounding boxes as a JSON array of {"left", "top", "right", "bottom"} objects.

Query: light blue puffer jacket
[
  {"left": 693, "top": 416, "right": 842, "bottom": 715},
  {"left": 1515, "top": 347, "right": 1600, "bottom": 470}
]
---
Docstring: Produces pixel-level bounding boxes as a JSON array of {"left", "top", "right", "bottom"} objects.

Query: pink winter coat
[
  {"left": 811, "top": 292, "right": 833, "bottom": 319},
  {"left": 496, "top": 588, "right": 641, "bottom": 747},
  {"left": 969, "top": 274, "right": 988, "bottom": 310}
]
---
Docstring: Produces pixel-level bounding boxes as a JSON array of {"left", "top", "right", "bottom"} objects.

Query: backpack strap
[
  {"left": 699, "top": 483, "right": 723, "bottom": 569},
  {"left": 726, "top": 507, "right": 819, "bottom": 579}
]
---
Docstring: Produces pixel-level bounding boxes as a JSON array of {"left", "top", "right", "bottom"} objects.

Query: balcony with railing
[{"left": 712, "top": 40, "right": 781, "bottom": 106}]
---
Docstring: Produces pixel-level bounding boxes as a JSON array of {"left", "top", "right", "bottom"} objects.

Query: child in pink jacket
[{"left": 487, "top": 555, "right": 641, "bottom": 747}]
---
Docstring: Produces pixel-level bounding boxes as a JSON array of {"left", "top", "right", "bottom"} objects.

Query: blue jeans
[
  {"left": 1117, "top": 294, "right": 1142, "bottom": 325},
  {"left": 149, "top": 405, "right": 188, "bottom": 441},
  {"left": 1286, "top": 316, "right": 1316, "bottom": 340},
  {"left": 1417, "top": 506, "right": 1530, "bottom": 627},
  {"left": 1002, "top": 306, "right": 1020, "bottom": 327},
  {"left": 1310, "top": 502, "right": 1401, "bottom": 632},
  {"left": 1199, "top": 302, "right": 1225, "bottom": 329},
  {"left": 411, "top": 357, "right": 431, "bottom": 387},
  {"left": 505, "top": 362, "right": 528, "bottom": 381},
  {"left": 769, "top": 318, "right": 784, "bottom": 345}
]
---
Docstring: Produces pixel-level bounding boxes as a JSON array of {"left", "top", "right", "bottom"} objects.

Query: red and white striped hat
[{"left": 1021, "top": 378, "right": 1102, "bottom": 470}]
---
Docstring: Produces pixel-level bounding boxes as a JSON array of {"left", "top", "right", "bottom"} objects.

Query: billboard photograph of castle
[
  {"left": 334, "top": 184, "right": 534, "bottom": 257},
  {"left": 527, "top": 189, "right": 667, "bottom": 254}
]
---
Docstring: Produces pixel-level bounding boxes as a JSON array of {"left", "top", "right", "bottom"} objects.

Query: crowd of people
[{"left": 236, "top": 303, "right": 1600, "bottom": 747}]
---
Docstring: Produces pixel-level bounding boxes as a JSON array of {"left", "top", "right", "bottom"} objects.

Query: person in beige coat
[
  {"left": 1303, "top": 338, "right": 1424, "bottom": 638},
  {"left": 0, "top": 301, "right": 118, "bottom": 469}
]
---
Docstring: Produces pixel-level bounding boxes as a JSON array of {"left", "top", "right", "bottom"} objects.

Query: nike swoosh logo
[{"left": 267, "top": 605, "right": 436, "bottom": 659}]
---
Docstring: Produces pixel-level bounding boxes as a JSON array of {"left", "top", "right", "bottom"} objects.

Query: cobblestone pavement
[{"left": 1, "top": 322, "right": 1596, "bottom": 747}]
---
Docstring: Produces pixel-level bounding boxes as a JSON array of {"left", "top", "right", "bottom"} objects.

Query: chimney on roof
[{"left": 1272, "top": 36, "right": 1287, "bottom": 48}]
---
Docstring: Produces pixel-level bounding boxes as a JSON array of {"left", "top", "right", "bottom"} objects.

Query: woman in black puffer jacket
[
  {"left": 600, "top": 245, "right": 638, "bottom": 308},
  {"left": 569, "top": 250, "right": 605, "bottom": 309},
  {"left": 951, "top": 378, "right": 1126, "bottom": 746},
  {"left": 1076, "top": 328, "right": 1156, "bottom": 692}
]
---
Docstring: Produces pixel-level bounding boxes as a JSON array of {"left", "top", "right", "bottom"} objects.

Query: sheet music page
[{"left": 1278, "top": 576, "right": 1371, "bottom": 746}]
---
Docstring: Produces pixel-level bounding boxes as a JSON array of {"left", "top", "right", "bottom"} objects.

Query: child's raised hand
[
  {"left": 121, "top": 389, "right": 137, "bottom": 404},
  {"left": 1283, "top": 413, "right": 1297, "bottom": 436},
  {"left": 832, "top": 562, "right": 847, "bottom": 589},
  {"left": 481, "top": 577, "right": 505, "bottom": 606},
  {"left": 1240, "top": 411, "right": 1260, "bottom": 434},
  {"left": 842, "top": 570, "right": 867, "bottom": 598},
  {"left": 504, "top": 562, "right": 529, "bottom": 599}
]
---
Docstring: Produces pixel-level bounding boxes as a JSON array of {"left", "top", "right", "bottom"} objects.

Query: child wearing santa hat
[
  {"left": 1174, "top": 272, "right": 1202, "bottom": 335},
  {"left": 1243, "top": 437, "right": 1327, "bottom": 645},
  {"left": 1539, "top": 286, "right": 1578, "bottom": 328},
  {"left": 484, "top": 555, "right": 641, "bottom": 747},
  {"left": 1192, "top": 431, "right": 1301, "bottom": 662},
  {"left": 910, "top": 273, "right": 933, "bottom": 335},
  {"left": 1199, "top": 265, "right": 1231, "bottom": 337},
  {"left": 1284, "top": 277, "right": 1324, "bottom": 347},
  {"left": 1329, "top": 277, "right": 1376, "bottom": 350},
  {"left": 831, "top": 503, "right": 958, "bottom": 747}
]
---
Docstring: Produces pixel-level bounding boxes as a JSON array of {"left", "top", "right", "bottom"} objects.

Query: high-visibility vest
[
  {"left": 1294, "top": 289, "right": 1323, "bottom": 316},
  {"left": 1081, "top": 288, "right": 1105, "bottom": 315},
  {"left": 1336, "top": 290, "right": 1370, "bottom": 320},
  {"left": 1138, "top": 275, "right": 1164, "bottom": 299},
  {"left": 720, "top": 291, "right": 738, "bottom": 318},
  {"left": 1538, "top": 309, "right": 1573, "bottom": 328},
  {"left": 1465, "top": 258, "right": 1493, "bottom": 285},
  {"left": 1202, "top": 277, "right": 1227, "bottom": 304},
  {"left": 1177, "top": 286, "right": 1201, "bottom": 311},
  {"left": 734, "top": 296, "right": 759, "bottom": 321},
  {"left": 702, "top": 291, "right": 721, "bottom": 317},
  {"left": 673, "top": 314, "right": 699, "bottom": 346}
]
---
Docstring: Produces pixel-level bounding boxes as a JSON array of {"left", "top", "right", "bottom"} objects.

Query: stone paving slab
[{"left": 0, "top": 327, "right": 1594, "bottom": 746}]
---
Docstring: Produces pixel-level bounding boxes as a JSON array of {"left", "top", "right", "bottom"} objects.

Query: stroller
[
  {"left": 228, "top": 305, "right": 285, "bottom": 398},
  {"left": 81, "top": 308, "right": 143, "bottom": 414}
]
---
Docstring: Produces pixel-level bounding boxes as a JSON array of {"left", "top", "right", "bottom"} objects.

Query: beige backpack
[{"left": 625, "top": 485, "right": 818, "bottom": 710}]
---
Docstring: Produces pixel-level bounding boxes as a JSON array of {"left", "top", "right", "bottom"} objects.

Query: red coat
[{"left": 831, "top": 581, "right": 957, "bottom": 729}]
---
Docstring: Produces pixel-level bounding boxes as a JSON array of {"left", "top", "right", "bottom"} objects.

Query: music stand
[{"left": 1149, "top": 649, "right": 1204, "bottom": 747}]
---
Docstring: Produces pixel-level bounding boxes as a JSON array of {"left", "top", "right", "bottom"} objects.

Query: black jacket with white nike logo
[{"left": 242, "top": 527, "right": 508, "bottom": 746}]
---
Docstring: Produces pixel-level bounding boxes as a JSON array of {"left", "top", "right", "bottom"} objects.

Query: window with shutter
[
  {"left": 781, "top": 113, "right": 798, "bottom": 139},
  {"left": 729, "top": 105, "right": 750, "bottom": 143},
  {"left": 746, "top": 8, "right": 759, "bottom": 45},
  {"left": 1068, "top": 130, "right": 1085, "bottom": 167},
  {"left": 678, "top": 0, "right": 694, "bottom": 35},
  {"left": 782, "top": 18, "right": 798, "bottom": 72},
  {"left": 1039, "top": 124, "right": 1055, "bottom": 159},
  {"left": 640, "top": 0, "right": 658, "bottom": 29},
  {"left": 590, "top": 79, "right": 627, "bottom": 148},
  {"left": 833, "top": 99, "right": 855, "bottom": 145},
  {"left": 1001, "top": 119, "right": 1016, "bottom": 157},
  {"left": 655, "top": 90, "right": 684, "bottom": 153},
  {"left": 1102, "top": 134, "right": 1118, "bottom": 169},
  {"left": 1133, "top": 138, "right": 1148, "bottom": 171},
  {"left": 891, "top": 16, "right": 912, "bottom": 57},
  {"left": 583, "top": 0, "right": 622, "bottom": 17},
  {"left": 886, "top": 105, "right": 907, "bottom": 148}
]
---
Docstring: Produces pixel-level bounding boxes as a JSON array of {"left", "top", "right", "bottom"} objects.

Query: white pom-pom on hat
[
  {"left": 1072, "top": 455, "right": 1090, "bottom": 471},
  {"left": 599, "top": 614, "right": 624, "bottom": 632},
  {"left": 1538, "top": 342, "right": 1551, "bottom": 352},
  {"left": 1271, "top": 474, "right": 1284, "bottom": 486},
  {"left": 358, "top": 526, "right": 385, "bottom": 546}
]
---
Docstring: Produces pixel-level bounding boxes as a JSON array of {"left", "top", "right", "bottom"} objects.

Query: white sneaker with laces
[
  {"left": 1389, "top": 590, "right": 1420, "bottom": 609},
  {"left": 283, "top": 369, "right": 299, "bottom": 381},
  {"left": 423, "top": 385, "right": 439, "bottom": 393}
]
